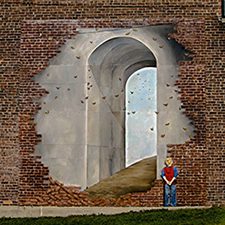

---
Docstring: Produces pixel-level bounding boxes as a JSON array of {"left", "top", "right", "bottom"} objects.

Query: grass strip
[{"left": 0, "top": 207, "right": 224, "bottom": 225}]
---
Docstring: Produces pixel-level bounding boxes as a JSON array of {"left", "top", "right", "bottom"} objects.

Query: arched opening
[
  {"left": 125, "top": 67, "right": 157, "bottom": 167},
  {"left": 87, "top": 37, "right": 157, "bottom": 187}
]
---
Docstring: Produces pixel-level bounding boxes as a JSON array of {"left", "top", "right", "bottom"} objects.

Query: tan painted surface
[{"left": 86, "top": 156, "right": 156, "bottom": 198}]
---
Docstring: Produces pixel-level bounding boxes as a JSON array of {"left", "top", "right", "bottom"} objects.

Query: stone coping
[{"left": 0, "top": 206, "right": 211, "bottom": 218}]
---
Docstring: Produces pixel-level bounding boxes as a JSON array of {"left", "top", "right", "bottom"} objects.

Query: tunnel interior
[{"left": 87, "top": 37, "right": 157, "bottom": 186}]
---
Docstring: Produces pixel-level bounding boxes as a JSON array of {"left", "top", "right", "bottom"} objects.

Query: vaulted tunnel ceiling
[{"left": 89, "top": 37, "right": 156, "bottom": 84}]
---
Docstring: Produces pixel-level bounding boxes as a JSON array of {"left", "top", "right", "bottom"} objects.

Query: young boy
[{"left": 161, "top": 157, "right": 178, "bottom": 206}]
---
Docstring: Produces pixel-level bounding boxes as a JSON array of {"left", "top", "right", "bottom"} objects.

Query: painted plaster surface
[{"left": 35, "top": 25, "right": 194, "bottom": 189}]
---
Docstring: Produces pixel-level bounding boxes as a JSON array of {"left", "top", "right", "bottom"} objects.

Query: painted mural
[{"left": 34, "top": 25, "right": 194, "bottom": 197}]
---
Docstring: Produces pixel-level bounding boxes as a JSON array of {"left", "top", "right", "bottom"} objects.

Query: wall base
[{"left": 0, "top": 206, "right": 211, "bottom": 218}]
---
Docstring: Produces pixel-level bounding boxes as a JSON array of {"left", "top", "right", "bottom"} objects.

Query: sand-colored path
[{"left": 86, "top": 156, "right": 156, "bottom": 198}]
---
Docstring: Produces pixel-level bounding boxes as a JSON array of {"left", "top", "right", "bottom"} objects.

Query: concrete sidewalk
[{"left": 0, "top": 206, "right": 210, "bottom": 218}]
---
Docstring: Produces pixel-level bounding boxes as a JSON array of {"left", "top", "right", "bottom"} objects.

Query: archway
[{"left": 87, "top": 37, "right": 157, "bottom": 187}]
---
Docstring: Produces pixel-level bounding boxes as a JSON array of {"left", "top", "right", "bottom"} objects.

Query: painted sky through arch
[{"left": 125, "top": 67, "right": 157, "bottom": 167}]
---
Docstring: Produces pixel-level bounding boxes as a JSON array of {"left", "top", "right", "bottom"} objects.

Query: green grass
[{"left": 0, "top": 207, "right": 224, "bottom": 225}]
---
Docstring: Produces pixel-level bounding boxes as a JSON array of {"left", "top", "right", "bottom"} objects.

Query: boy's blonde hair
[{"left": 165, "top": 157, "right": 173, "bottom": 167}]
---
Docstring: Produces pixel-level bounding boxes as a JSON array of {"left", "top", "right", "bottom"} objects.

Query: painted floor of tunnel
[{"left": 85, "top": 156, "right": 156, "bottom": 199}]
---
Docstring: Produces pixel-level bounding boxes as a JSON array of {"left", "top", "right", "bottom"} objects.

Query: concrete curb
[{"left": 0, "top": 206, "right": 211, "bottom": 218}]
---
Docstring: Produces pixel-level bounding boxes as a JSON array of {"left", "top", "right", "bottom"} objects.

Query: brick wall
[{"left": 0, "top": 0, "right": 224, "bottom": 206}]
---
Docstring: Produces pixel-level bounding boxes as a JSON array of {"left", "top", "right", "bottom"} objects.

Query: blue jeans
[{"left": 164, "top": 184, "right": 177, "bottom": 206}]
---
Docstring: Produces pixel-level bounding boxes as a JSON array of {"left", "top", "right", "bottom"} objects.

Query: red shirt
[{"left": 163, "top": 166, "right": 174, "bottom": 182}]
